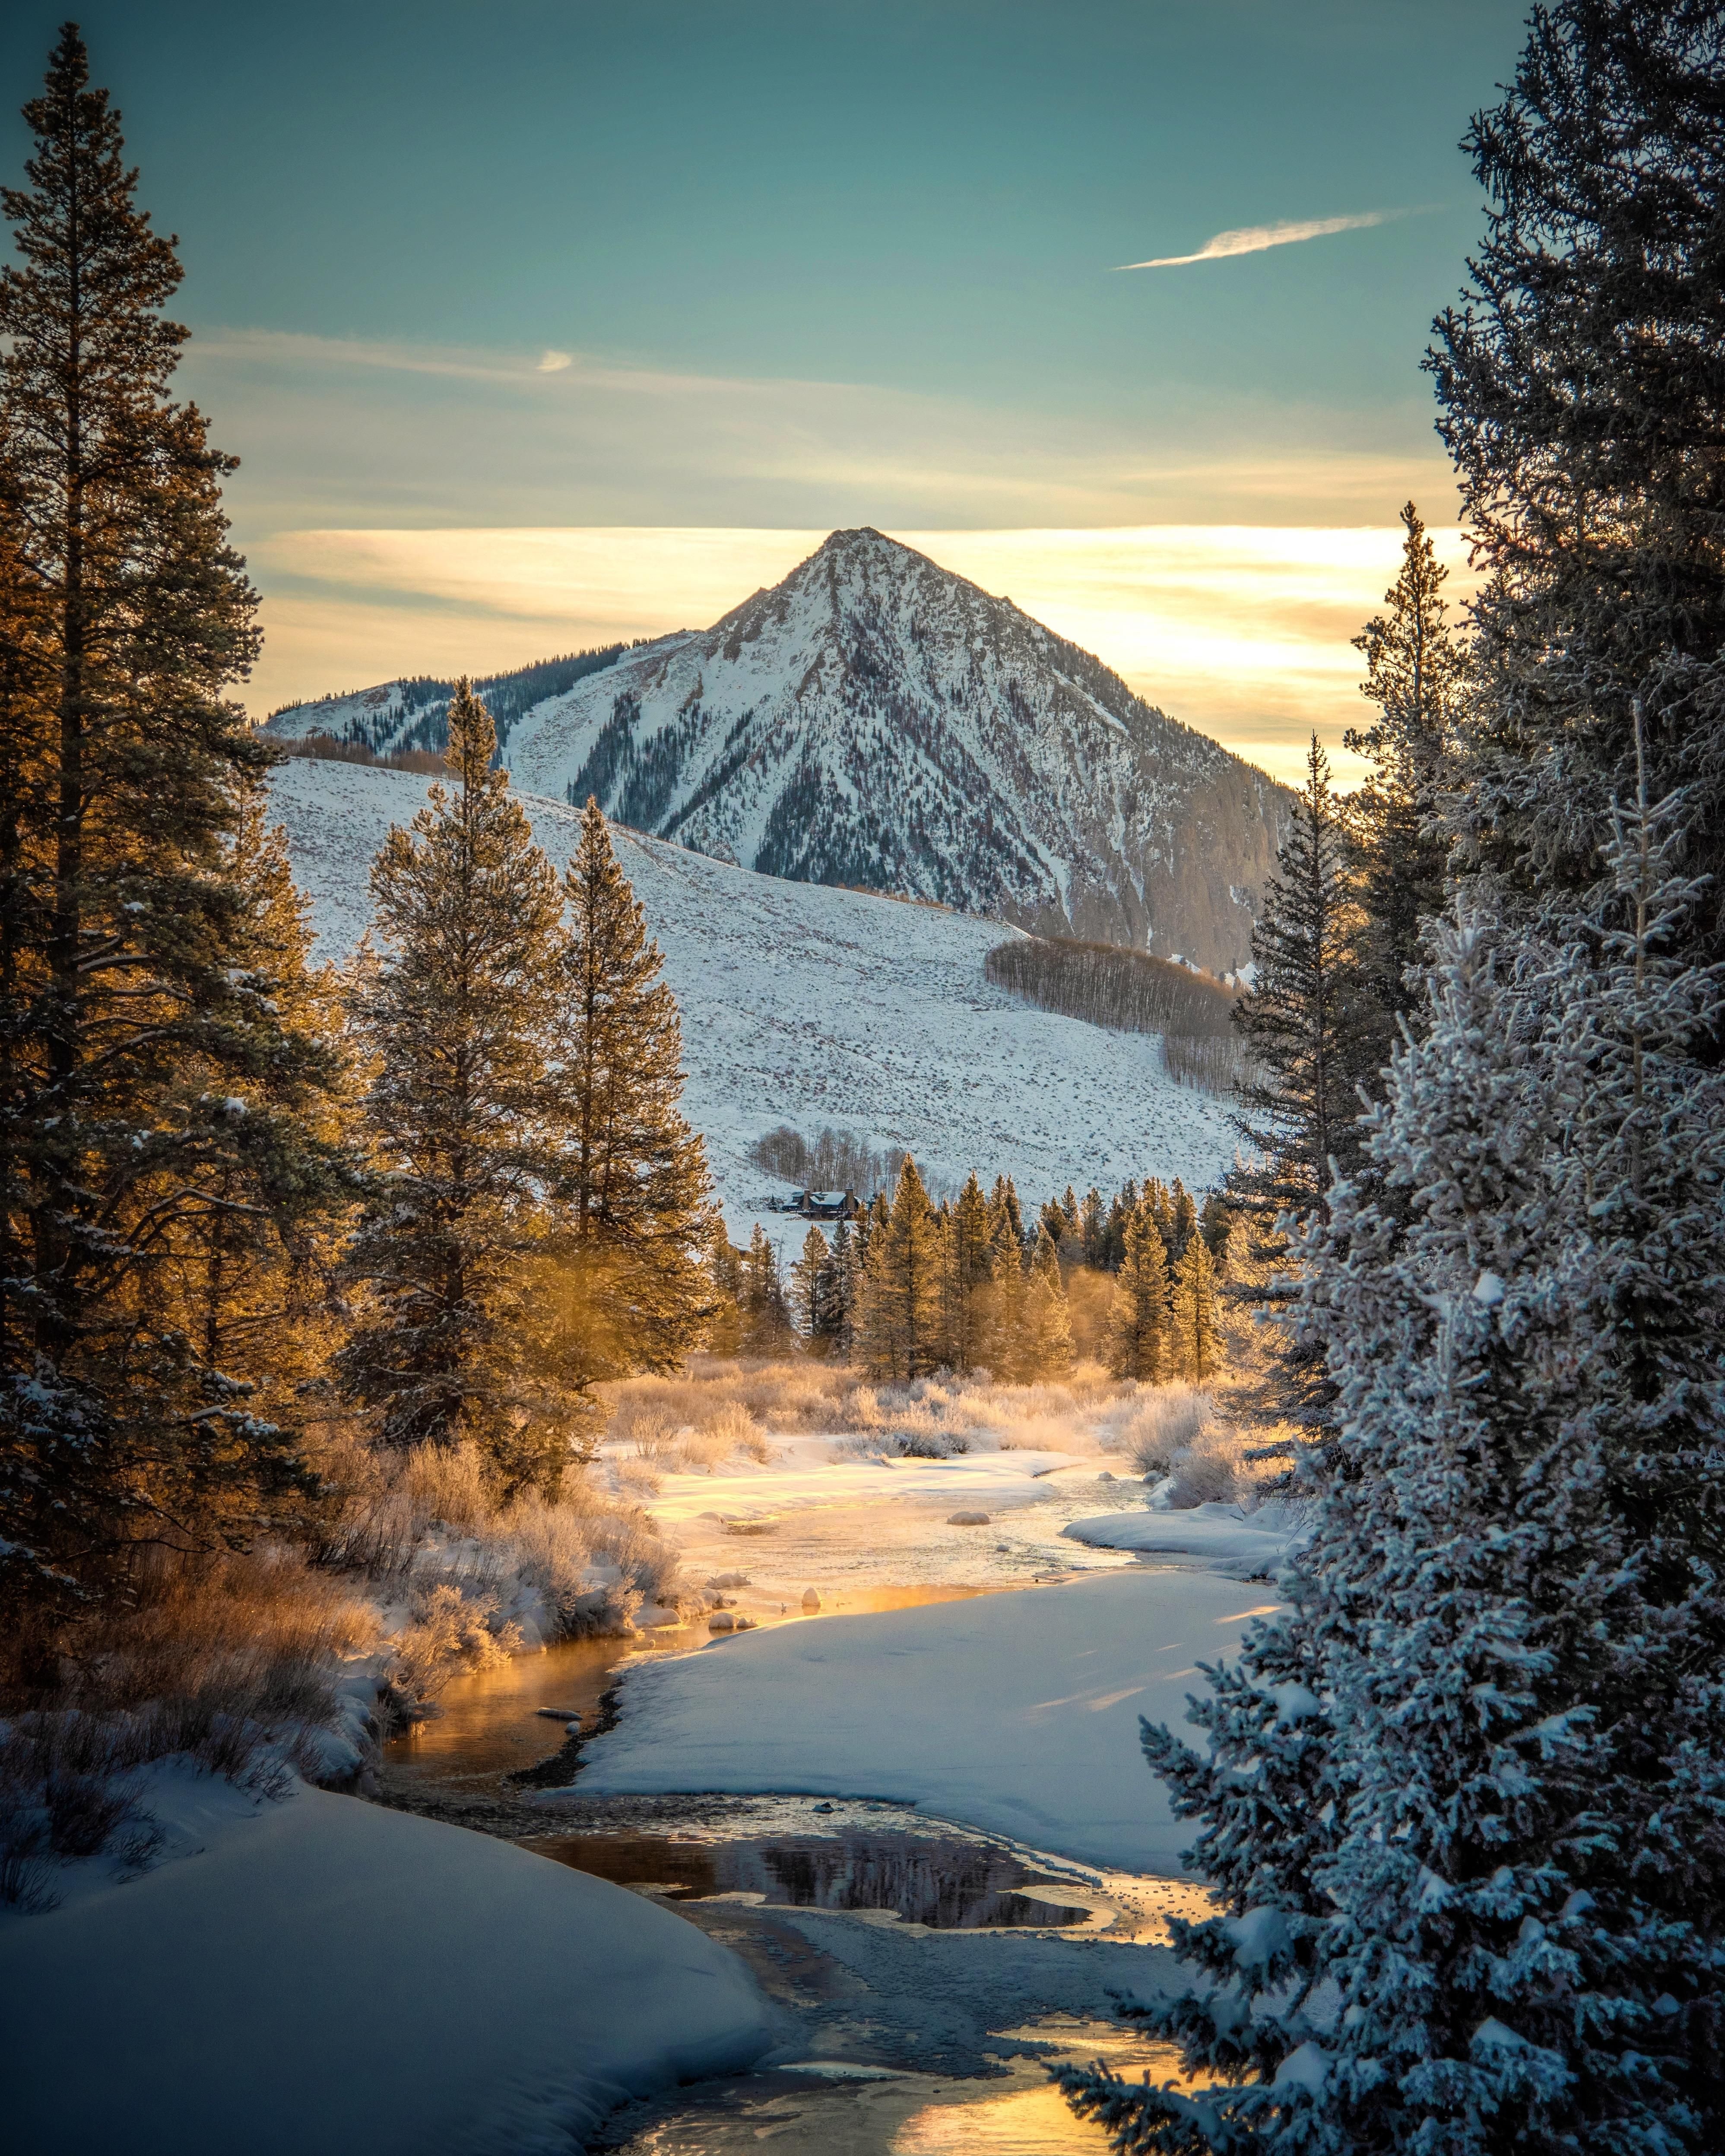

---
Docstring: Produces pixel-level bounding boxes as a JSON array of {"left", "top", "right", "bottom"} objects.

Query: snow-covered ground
[
  {"left": 0, "top": 1769, "right": 775, "bottom": 2156},
  {"left": 268, "top": 757, "right": 1237, "bottom": 1250},
  {"left": 1062, "top": 1500, "right": 1303, "bottom": 1574},
  {"left": 564, "top": 1569, "right": 1282, "bottom": 1873}
]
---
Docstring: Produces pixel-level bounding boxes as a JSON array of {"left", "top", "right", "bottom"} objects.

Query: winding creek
[{"left": 379, "top": 1557, "right": 1205, "bottom": 2152}]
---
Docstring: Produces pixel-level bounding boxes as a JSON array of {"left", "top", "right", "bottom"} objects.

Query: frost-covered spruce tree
[
  {"left": 1345, "top": 503, "right": 1465, "bottom": 1059},
  {"left": 1429, "top": 0, "right": 1725, "bottom": 949},
  {"left": 1231, "top": 736, "right": 1371, "bottom": 1222},
  {"left": 1060, "top": 802, "right": 1725, "bottom": 2153}
]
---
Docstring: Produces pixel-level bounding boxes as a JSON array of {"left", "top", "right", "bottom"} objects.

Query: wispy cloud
[
  {"left": 536, "top": 349, "right": 574, "bottom": 373},
  {"left": 1116, "top": 208, "right": 1418, "bottom": 271}
]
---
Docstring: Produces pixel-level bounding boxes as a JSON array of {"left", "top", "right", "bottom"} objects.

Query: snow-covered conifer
[
  {"left": 1063, "top": 821, "right": 1725, "bottom": 2153},
  {"left": 1230, "top": 736, "right": 1371, "bottom": 1223},
  {"left": 1345, "top": 503, "right": 1464, "bottom": 1057}
]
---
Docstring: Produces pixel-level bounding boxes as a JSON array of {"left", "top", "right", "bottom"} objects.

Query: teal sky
[{"left": 1, "top": 3, "right": 1533, "bottom": 763}]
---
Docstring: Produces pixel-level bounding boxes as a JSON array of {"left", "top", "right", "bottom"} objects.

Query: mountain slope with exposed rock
[{"left": 266, "top": 529, "right": 1290, "bottom": 973}]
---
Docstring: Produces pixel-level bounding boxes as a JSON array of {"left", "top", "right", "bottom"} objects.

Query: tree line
[{"left": 725, "top": 1164, "right": 1229, "bottom": 1388}]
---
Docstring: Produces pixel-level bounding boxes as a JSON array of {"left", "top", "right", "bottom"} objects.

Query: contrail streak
[{"left": 1115, "top": 208, "right": 1413, "bottom": 270}]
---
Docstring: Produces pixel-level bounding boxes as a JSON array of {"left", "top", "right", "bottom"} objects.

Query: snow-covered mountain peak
[{"left": 266, "top": 530, "right": 1291, "bottom": 973}]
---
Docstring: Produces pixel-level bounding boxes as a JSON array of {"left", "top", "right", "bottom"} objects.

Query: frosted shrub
[
  {"left": 399, "top": 1440, "right": 492, "bottom": 1533},
  {"left": 388, "top": 1583, "right": 521, "bottom": 1702},
  {"left": 1163, "top": 1431, "right": 1243, "bottom": 1508},
  {"left": 694, "top": 1398, "right": 769, "bottom": 1462},
  {"left": 495, "top": 1493, "right": 593, "bottom": 1622},
  {"left": 1121, "top": 1385, "right": 1214, "bottom": 1475}
]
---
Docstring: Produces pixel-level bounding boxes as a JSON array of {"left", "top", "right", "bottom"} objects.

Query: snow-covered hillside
[
  {"left": 270, "top": 759, "right": 1237, "bottom": 1253},
  {"left": 265, "top": 530, "right": 1290, "bottom": 976}
]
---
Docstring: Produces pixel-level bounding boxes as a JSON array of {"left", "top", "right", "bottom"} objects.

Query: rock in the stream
[
  {"left": 534, "top": 1707, "right": 583, "bottom": 1724},
  {"left": 947, "top": 1510, "right": 991, "bottom": 1526},
  {"left": 801, "top": 1588, "right": 822, "bottom": 1612},
  {"left": 707, "top": 1611, "right": 736, "bottom": 1633}
]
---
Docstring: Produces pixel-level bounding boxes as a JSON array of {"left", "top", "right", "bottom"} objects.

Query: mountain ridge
[{"left": 266, "top": 528, "right": 1290, "bottom": 975}]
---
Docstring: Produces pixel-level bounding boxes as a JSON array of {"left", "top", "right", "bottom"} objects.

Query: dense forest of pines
[{"left": 719, "top": 1160, "right": 1231, "bottom": 1386}]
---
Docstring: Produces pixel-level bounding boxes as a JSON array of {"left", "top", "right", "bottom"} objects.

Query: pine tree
[
  {"left": 987, "top": 1173, "right": 1024, "bottom": 1252},
  {"left": 739, "top": 1223, "right": 792, "bottom": 1356},
  {"left": 0, "top": 30, "right": 351, "bottom": 1608},
  {"left": 1428, "top": 0, "right": 1725, "bottom": 956},
  {"left": 1106, "top": 1195, "right": 1171, "bottom": 1382},
  {"left": 337, "top": 685, "right": 579, "bottom": 1494},
  {"left": 825, "top": 1214, "right": 859, "bottom": 1363},
  {"left": 985, "top": 1190, "right": 1028, "bottom": 1380},
  {"left": 1169, "top": 1228, "right": 1223, "bottom": 1383},
  {"left": 1065, "top": 864, "right": 1725, "bottom": 2154},
  {"left": 1022, "top": 1226, "right": 1075, "bottom": 1379},
  {"left": 941, "top": 1172, "right": 993, "bottom": 1375},
  {"left": 548, "top": 797, "right": 712, "bottom": 1373},
  {"left": 1232, "top": 736, "right": 1371, "bottom": 1224},
  {"left": 859, "top": 1157, "right": 943, "bottom": 1380},
  {"left": 1078, "top": 1186, "right": 1107, "bottom": 1267},
  {"left": 1345, "top": 503, "right": 1465, "bottom": 1052},
  {"left": 790, "top": 1223, "right": 829, "bottom": 1348},
  {"left": 704, "top": 1227, "right": 744, "bottom": 1359},
  {"left": 183, "top": 779, "right": 355, "bottom": 1401}
]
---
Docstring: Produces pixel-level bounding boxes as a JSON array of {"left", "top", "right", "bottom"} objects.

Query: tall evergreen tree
[
  {"left": 0, "top": 29, "right": 350, "bottom": 1608},
  {"left": 739, "top": 1223, "right": 792, "bottom": 1356},
  {"left": 986, "top": 1193, "right": 1028, "bottom": 1379},
  {"left": 825, "top": 1214, "right": 859, "bottom": 1364},
  {"left": 1065, "top": 867, "right": 1725, "bottom": 2153},
  {"left": 549, "top": 798, "right": 712, "bottom": 1374},
  {"left": 1429, "top": 0, "right": 1725, "bottom": 959},
  {"left": 790, "top": 1223, "right": 829, "bottom": 1349},
  {"left": 1022, "top": 1226, "right": 1075, "bottom": 1379},
  {"left": 1232, "top": 736, "right": 1370, "bottom": 1223},
  {"left": 942, "top": 1171, "right": 994, "bottom": 1375},
  {"left": 859, "top": 1157, "right": 943, "bottom": 1381},
  {"left": 1169, "top": 1229, "right": 1223, "bottom": 1383},
  {"left": 1346, "top": 502, "right": 1466, "bottom": 1051},
  {"left": 1106, "top": 1195, "right": 1171, "bottom": 1382},
  {"left": 337, "top": 686, "right": 578, "bottom": 1494}
]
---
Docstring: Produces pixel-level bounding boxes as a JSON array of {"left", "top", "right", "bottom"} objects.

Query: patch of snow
[
  {"left": 564, "top": 1569, "right": 1283, "bottom": 1871},
  {"left": 0, "top": 1774, "right": 774, "bottom": 2156},
  {"left": 1061, "top": 1500, "right": 1303, "bottom": 1577},
  {"left": 267, "top": 757, "right": 1239, "bottom": 1251}
]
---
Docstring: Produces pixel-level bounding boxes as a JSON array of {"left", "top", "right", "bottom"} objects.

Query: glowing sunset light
[{"left": 254, "top": 523, "right": 1477, "bottom": 786}]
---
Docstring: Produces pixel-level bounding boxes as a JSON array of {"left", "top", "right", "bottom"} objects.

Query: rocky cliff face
[{"left": 269, "top": 528, "right": 1290, "bottom": 974}]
